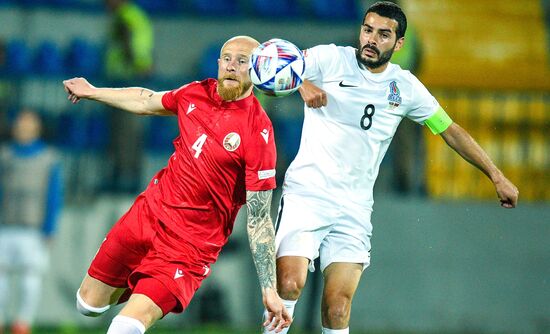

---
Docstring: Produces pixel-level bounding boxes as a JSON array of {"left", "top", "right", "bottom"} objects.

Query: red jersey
[{"left": 144, "top": 79, "right": 276, "bottom": 260}]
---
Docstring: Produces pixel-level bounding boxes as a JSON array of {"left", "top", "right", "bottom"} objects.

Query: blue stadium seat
[
  {"left": 0, "top": 0, "right": 14, "bottom": 7},
  {"left": 191, "top": 0, "right": 239, "bottom": 16},
  {"left": 134, "top": 0, "right": 183, "bottom": 15},
  {"left": 86, "top": 112, "right": 109, "bottom": 151},
  {"left": 34, "top": 40, "right": 64, "bottom": 76},
  {"left": 65, "top": 38, "right": 102, "bottom": 78},
  {"left": 146, "top": 116, "right": 179, "bottom": 152},
  {"left": 57, "top": 113, "right": 88, "bottom": 151},
  {"left": 252, "top": 0, "right": 299, "bottom": 18},
  {"left": 15, "top": 0, "right": 37, "bottom": 7},
  {"left": 311, "top": 0, "right": 359, "bottom": 20},
  {"left": 5, "top": 39, "right": 32, "bottom": 75},
  {"left": 198, "top": 44, "right": 221, "bottom": 79}
]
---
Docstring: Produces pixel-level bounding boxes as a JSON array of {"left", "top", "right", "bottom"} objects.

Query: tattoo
[
  {"left": 246, "top": 190, "right": 276, "bottom": 290},
  {"left": 139, "top": 88, "right": 154, "bottom": 98}
]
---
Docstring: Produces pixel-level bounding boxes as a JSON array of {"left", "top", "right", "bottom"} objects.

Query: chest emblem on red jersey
[{"left": 223, "top": 132, "right": 241, "bottom": 151}]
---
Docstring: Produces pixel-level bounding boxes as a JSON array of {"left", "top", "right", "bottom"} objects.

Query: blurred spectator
[
  {"left": 0, "top": 109, "right": 63, "bottom": 334},
  {"left": 104, "top": 0, "right": 154, "bottom": 192},
  {"left": 105, "top": 0, "right": 153, "bottom": 80}
]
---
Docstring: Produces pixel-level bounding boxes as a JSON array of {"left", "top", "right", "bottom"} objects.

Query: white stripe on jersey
[{"left": 283, "top": 44, "right": 440, "bottom": 209}]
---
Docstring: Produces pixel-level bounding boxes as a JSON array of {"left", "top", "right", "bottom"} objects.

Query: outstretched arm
[
  {"left": 440, "top": 122, "right": 519, "bottom": 208},
  {"left": 62, "top": 77, "right": 172, "bottom": 116},
  {"left": 246, "top": 190, "right": 291, "bottom": 332}
]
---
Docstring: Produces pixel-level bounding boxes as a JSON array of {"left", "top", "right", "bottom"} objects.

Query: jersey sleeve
[
  {"left": 405, "top": 73, "right": 441, "bottom": 124},
  {"left": 303, "top": 44, "right": 339, "bottom": 83},
  {"left": 243, "top": 111, "right": 277, "bottom": 191},
  {"left": 161, "top": 84, "right": 189, "bottom": 114}
]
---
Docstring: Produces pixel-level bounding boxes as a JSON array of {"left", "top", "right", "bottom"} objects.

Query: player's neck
[{"left": 361, "top": 62, "right": 389, "bottom": 74}]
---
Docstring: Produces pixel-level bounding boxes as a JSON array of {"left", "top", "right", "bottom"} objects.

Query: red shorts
[{"left": 88, "top": 195, "right": 212, "bottom": 315}]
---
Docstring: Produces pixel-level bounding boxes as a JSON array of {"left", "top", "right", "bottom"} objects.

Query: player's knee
[
  {"left": 277, "top": 276, "right": 305, "bottom": 300},
  {"left": 76, "top": 289, "right": 111, "bottom": 317},
  {"left": 322, "top": 295, "right": 352, "bottom": 325}
]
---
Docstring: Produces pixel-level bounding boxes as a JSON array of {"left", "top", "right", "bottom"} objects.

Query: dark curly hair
[{"left": 364, "top": 1, "right": 407, "bottom": 39}]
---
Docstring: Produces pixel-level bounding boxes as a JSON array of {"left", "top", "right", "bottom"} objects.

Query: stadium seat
[
  {"left": 134, "top": 0, "right": 184, "bottom": 15},
  {"left": 145, "top": 116, "right": 178, "bottom": 152},
  {"left": 65, "top": 38, "right": 102, "bottom": 78},
  {"left": 15, "top": 0, "right": 36, "bottom": 7},
  {"left": 0, "top": 0, "right": 14, "bottom": 7},
  {"left": 191, "top": 0, "right": 240, "bottom": 16},
  {"left": 86, "top": 112, "right": 109, "bottom": 151},
  {"left": 34, "top": 40, "right": 64, "bottom": 76},
  {"left": 198, "top": 44, "right": 222, "bottom": 79},
  {"left": 252, "top": 0, "right": 298, "bottom": 18},
  {"left": 56, "top": 113, "right": 88, "bottom": 151},
  {"left": 311, "top": 0, "right": 359, "bottom": 20},
  {"left": 5, "top": 39, "right": 32, "bottom": 75}
]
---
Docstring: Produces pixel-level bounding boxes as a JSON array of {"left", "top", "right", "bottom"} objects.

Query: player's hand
[
  {"left": 63, "top": 77, "right": 95, "bottom": 104},
  {"left": 262, "top": 288, "right": 292, "bottom": 333},
  {"left": 493, "top": 174, "right": 519, "bottom": 208},
  {"left": 298, "top": 80, "right": 327, "bottom": 108}
]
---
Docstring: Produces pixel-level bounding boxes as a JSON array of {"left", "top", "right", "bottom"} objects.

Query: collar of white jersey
[{"left": 356, "top": 61, "right": 398, "bottom": 81}]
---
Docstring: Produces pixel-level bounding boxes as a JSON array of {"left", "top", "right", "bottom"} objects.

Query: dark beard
[
  {"left": 355, "top": 43, "right": 394, "bottom": 70},
  {"left": 217, "top": 77, "right": 252, "bottom": 101}
]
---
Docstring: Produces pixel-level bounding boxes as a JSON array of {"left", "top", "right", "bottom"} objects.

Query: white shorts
[{"left": 274, "top": 193, "right": 373, "bottom": 273}]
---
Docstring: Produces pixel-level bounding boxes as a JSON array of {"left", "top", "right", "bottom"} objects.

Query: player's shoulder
[
  {"left": 248, "top": 95, "right": 273, "bottom": 126},
  {"left": 386, "top": 63, "right": 424, "bottom": 87},
  {"left": 306, "top": 43, "right": 350, "bottom": 56},
  {"left": 169, "top": 79, "right": 208, "bottom": 97}
]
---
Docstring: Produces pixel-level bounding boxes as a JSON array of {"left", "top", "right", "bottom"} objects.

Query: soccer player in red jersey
[{"left": 62, "top": 36, "right": 292, "bottom": 333}]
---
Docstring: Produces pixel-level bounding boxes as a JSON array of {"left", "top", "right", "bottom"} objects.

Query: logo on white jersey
[
  {"left": 260, "top": 129, "right": 269, "bottom": 143},
  {"left": 387, "top": 81, "right": 402, "bottom": 109},
  {"left": 339, "top": 81, "right": 358, "bottom": 88},
  {"left": 186, "top": 103, "right": 196, "bottom": 114},
  {"left": 174, "top": 268, "right": 185, "bottom": 279},
  {"left": 223, "top": 132, "right": 241, "bottom": 151}
]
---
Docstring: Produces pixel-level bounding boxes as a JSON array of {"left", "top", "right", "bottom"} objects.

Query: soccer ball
[{"left": 249, "top": 38, "right": 305, "bottom": 97}]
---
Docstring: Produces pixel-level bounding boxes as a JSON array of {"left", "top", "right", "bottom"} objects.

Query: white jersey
[{"left": 283, "top": 44, "right": 440, "bottom": 210}]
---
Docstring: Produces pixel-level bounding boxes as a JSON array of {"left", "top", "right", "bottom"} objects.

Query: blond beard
[{"left": 217, "top": 77, "right": 252, "bottom": 101}]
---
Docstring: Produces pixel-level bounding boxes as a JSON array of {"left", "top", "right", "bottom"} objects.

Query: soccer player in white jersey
[{"left": 262, "top": 2, "right": 519, "bottom": 334}]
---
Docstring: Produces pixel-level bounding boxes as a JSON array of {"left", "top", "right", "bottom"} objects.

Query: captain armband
[{"left": 424, "top": 107, "right": 453, "bottom": 135}]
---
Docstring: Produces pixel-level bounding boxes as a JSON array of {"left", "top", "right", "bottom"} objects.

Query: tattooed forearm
[
  {"left": 139, "top": 88, "right": 154, "bottom": 98},
  {"left": 246, "top": 190, "right": 276, "bottom": 290}
]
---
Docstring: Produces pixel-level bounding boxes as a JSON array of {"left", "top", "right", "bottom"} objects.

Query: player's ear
[{"left": 394, "top": 37, "right": 404, "bottom": 52}]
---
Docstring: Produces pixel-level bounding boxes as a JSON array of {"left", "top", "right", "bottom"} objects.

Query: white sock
[
  {"left": 107, "top": 315, "right": 146, "bottom": 334},
  {"left": 322, "top": 327, "right": 349, "bottom": 334},
  {"left": 263, "top": 299, "right": 297, "bottom": 334}
]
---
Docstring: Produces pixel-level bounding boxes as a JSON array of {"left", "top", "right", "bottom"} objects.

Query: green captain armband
[{"left": 425, "top": 107, "right": 453, "bottom": 134}]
